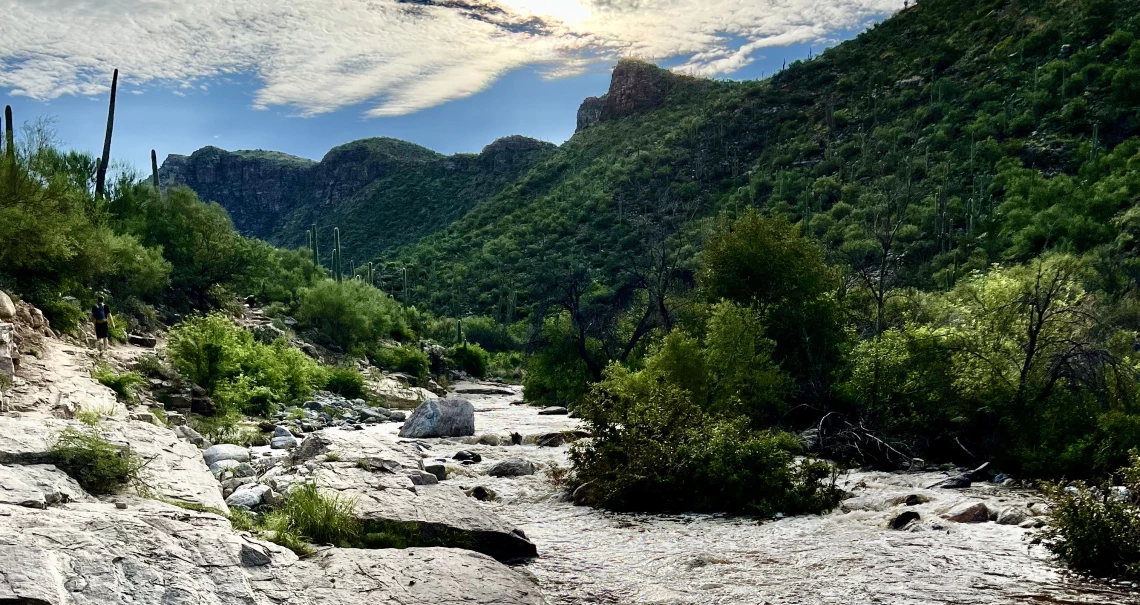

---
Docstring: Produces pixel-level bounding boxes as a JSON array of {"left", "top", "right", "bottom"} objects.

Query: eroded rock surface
[
  {"left": 0, "top": 417, "right": 227, "bottom": 512},
  {"left": 0, "top": 499, "right": 546, "bottom": 604},
  {"left": 398, "top": 399, "right": 475, "bottom": 438}
]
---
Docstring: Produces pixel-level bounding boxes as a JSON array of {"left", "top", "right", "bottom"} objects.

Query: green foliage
[
  {"left": 168, "top": 313, "right": 325, "bottom": 416},
  {"left": 488, "top": 351, "right": 525, "bottom": 383},
  {"left": 50, "top": 426, "right": 142, "bottom": 495},
  {"left": 571, "top": 363, "right": 840, "bottom": 516},
  {"left": 297, "top": 279, "right": 409, "bottom": 354},
  {"left": 1043, "top": 452, "right": 1140, "bottom": 581},
  {"left": 370, "top": 346, "right": 430, "bottom": 380},
  {"left": 447, "top": 343, "right": 489, "bottom": 378},
  {"left": 322, "top": 367, "right": 367, "bottom": 400},
  {"left": 91, "top": 362, "right": 144, "bottom": 401}
]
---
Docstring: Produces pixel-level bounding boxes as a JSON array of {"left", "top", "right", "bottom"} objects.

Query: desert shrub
[
  {"left": 167, "top": 312, "right": 246, "bottom": 391},
  {"left": 91, "top": 363, "right": 144, "bottom": 401},
  {"left": 39, "top": 297, "right": 85, "bottom": 335},
  {"left": 571, "top": 364, "right": 841, "bottom": 516},
  {"left": 168, "top": 313, "right": 324, "bottom": 416},
  {"left": 488, "top": 351, "right": 525, "bottom": 383},
  {"left": 50, "top": 426, "right": 142, "bottom": 495},
  {"left": 371, "top": 346, "right": 430, "bottom": 380},
  {"left": 447, "top": 343, "right": 489, "bottom": 378},
  {"left": 134, "top": 353, "right": 167, "bottom": 378},
  {"left": 297, "top": 280, "right": 408, "bottom": 354},
  {"left": 323, "top": 367, "right": 367, "bottom": 400},
  {"left": 1044, "top": 453, "right": 1140, "bottom": 580}
]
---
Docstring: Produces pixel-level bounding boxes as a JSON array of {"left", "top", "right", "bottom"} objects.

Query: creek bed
[{"left": 367, "top": 381, "right": 1139, "bottom": 605}]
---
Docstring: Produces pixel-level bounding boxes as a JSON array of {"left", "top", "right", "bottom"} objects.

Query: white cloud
[{"left": 0, "top": 0, "right": 902, "bottom": 117}]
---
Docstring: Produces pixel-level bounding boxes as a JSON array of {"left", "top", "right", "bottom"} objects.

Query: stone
[
  {"left": 453, "top": 450, "right": 482, "bottom": 463},
  {"left": 454, "top": 386, "right": 516, "bottom": 396},
  {"left": 271, "top": 434, "right": 298, "bottom": 450},
  {"left": 389, "top": 411, "right": 407, "bottom": 422},
  {"left": 407, "top": 470, "right": 439, "bottom": 486},
  {"left": 174, "top": 424, "right": 209, "bottom": 448},
  {"left": 0, "top": 463, "right": 93, "bottom": 508},
  {"left": 399, "top": 398, "right": 476, "bottom": 438},
  {"left": 1029, "top": 502, "right": 1051, "bottom": 516},
  {"left": 220, "top": 476, "right": 256, "bottom": 493},
  {"left": 931, "top": 475, "right": 972, "bottom": 489},
  {"left": 466, "top": 485, "right": 498, "bottom": 502},
  {"left": 537, "top": 406, "right": 569, "bottom": 416},
  {"left": 0, "top": 323, "right": 14, "bottom": 382},
  {"left": 572, "top": 481, "right": 597, "bottom": 506},
  {"left": 904, "top": 494, "right": 930, "bottom": 507},
  {"left": 0, "top": 290, "right": 15, "bottom": 320},
  {"left": 203, "top": 443, "right": 251, "bottom": 467},
  {"left": 0, "top": 417, "right": 227, "bottom": 512},
  {"left": 358, "top": 406, "right": 390, "bottom": 421},
  {"left": 489, "top": 458, "right": 536, "bottom": 478},
  {"left": 210, "top": 459, "right": 242, "bottom": 477},
  {"left": 226, "top": 484, "right": 271, "bottom": 509},
  {"left": 997, "top": 507, "right": 1029, "bottom": 526},
  {"left": 293, "top": 430, "right": 423, "bottom": 468},
  {"left": 909, "top": 458, "right": 926, "bottom": 471},
  {"left": 0, "top": 500, "right": 546, "bottom": 604},
  {"left": 889, "top": 510, "right": 921, "bottom": 530},
  {"left": 127, "top": 333, "right": 158, "bottom": 348},
  {"left": 944, "top": 502, "right": 990, "bottom": 524},
  {"left": 424, "top": 463, "right": 448, "bottom": 481}
]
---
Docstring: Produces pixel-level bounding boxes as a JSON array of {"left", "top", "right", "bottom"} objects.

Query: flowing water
[{"left": 376, "top": 382, "right": 1139, "bottom": 605}]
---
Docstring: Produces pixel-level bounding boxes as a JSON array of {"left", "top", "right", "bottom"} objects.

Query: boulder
[
  {"left": 944, "top": 502, "right": 990, "bottom": 523},
  {"left": 127, "top": 333, "right": 158, "bottom": 348},
  {"left": 453, "top": 450, "right": 482, "bottom": 463},
  {"left": 0, "top": 500, "right": 547, "bottom": 604},
  {"left": 466, "top": 486, "right": 498, "bottom": 502},
  {"left": 572, "top": 481, "right": 597, "bottom": 506},
  {"left": 174, "top": 424, "right": 209, "bottom": 448},
  {"left": 203, "top": 443, "right": 251, "bottom": 467},
  {"left": 537, "top": 406, "right": 569, "bottom": 416},
  {"left": 271, "top": 426, "right": 298, "bottom": 450},
  {"left": 0, "top": 290, "right": 15, "bottom": 320},
  {"left": 454, "top": 386, "right": 516, "bottom": 396},
  {"left": 489, "top": 458, "right": 536, "bottom": 478},
  {"left": 293, "top": 430, "right": 422, "bottom": 468},
  {"left": 399, "top": 398, "right": 476, "bottom": 438},
  {"left": 0, "top": 417, "right": 227, "bottom": 512},
  {"left": 226, "top": 484, "right": 271, "bottom": 509},
  {"left": 889, "top": 510, "right": 921, "bottom": 530},
  {"left": 996, "top": 507, "right": 1029, "bottom": 526},
  {"left": 0, "top": 323, "right": 14, "bottom": 381},
  {"left": 425, "top": 463, "right": 448, "bottom": 481}
]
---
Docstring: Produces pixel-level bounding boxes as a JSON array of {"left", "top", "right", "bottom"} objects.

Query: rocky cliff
[
  {"left": 576, "top": 59, "right": 700, "bottom": 131},
  {"left": 161, "top": 136, "right": 556, "bottom": 262}
]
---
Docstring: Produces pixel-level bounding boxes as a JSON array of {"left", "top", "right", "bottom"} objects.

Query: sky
[{"left": 0, "top": 0, "right": 904, "bottom": 171}]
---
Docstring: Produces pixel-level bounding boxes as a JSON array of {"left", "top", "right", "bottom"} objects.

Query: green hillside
[{"left": 392, "top": 0, "right": 1140, "bottom": 323}]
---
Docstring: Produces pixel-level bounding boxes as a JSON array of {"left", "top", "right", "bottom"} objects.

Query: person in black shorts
[{"left": 92, "top": 296, "right": 114, "bottom": 351}]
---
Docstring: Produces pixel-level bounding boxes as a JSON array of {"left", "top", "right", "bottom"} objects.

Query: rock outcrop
[
  {"left": 0, "top": 499, "right": 546, "bottom": 604},
  {"left": 575, "top": 60, "right": 698, "bottom": 131},
  {"left": 0, "top": 417, "right": 228, "bottom": 512}
]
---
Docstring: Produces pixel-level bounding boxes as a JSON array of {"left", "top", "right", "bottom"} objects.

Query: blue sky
[{"left": 0, "top": 1, "right": 899, "bottom": 171}]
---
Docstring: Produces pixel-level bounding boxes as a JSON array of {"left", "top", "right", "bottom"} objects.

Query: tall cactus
[
  {"left": 310, "top": 224, "right": 320, "bottom": 269},
  {"left": 96, "top": 69, "right": 118, "bottom": 198},
  {"left": 3, "top": 105, "right": 13, "bottom": 165},
  {"left": 333, "top": 228, "right": 342, "bottom": 283},
  {"left": 150, "top": 149, "right": 160, "bottom": 190}
]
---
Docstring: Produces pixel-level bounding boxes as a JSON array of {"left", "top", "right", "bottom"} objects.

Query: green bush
[
  {"left": 323, "top": 367, "right": 367, "bottom": 400},
  {"left": 1043, "top": 452, "right": 1140, "bottom": 580},
  {"left": 39, "top": 297, "right": 85, "bottom": 335},
  {"left": 91, "top": 363, "right": 144, "bottom": 401},
  {"left": 488, "top": 351, "right": 525, "bottom": 383},
  {"left": 50, "top": 426, "right": 142, "bottom": 495},
  {"left": 134, "top": 353, "right": 167, "bottom": 378},
  {"left": 371, "top": 346, "right": 430, "bottom": 380},
  {"left": 297, "top": 280, "right": 408, "bottom": 354},
  {"left": 447, "top": 343, "right": 489, "bottom": 378},
  {"left": 571, "top": 363, "right": 841, "bottom": 516},
  {"left": 168, "top": 313, "right": 324, "bottom": 416}
]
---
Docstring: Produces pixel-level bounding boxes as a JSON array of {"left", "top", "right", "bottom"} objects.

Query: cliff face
[
  {"left": 576, "top": 59, "right": 695, "bottom": 131},
  {"left": 159, "top": 148, "right": 314, "bottom": 240},
  {"left": 161, "top": 136, "right": 556, "bottom": 260}
]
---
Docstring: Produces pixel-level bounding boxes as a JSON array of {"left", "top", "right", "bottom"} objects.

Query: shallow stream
[{"left": 375, "top": 382, "right": 1139, "bottom": 605}]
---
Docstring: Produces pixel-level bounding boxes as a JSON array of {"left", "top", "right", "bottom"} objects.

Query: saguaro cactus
[
  {"left": 333, "top": 228, "right": 343, "bottom": 283},
  {"left": 3, "top": 105, "right": 13, "bottom": 165},
  {"left": 96, "top": 69, "right": 119, "bottom": 198},
  {"left": 310, "top": 225, "right": 320, "bottom": 269},
  {"left": 150, "top": 150, "right": 160, "bottom": 190}
]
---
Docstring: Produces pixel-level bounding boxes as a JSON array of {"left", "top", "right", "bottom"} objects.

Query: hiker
[{"left": 92, "top": 296, "right": 114, "bottom": 351}]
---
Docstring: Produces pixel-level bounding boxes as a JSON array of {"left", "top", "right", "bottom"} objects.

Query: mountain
[
  {"left": 160, "top": 135, "right": 556, "bottom": 265},
  {"left": 168, "top": 0, "right": 1140, "bottom": 322}
]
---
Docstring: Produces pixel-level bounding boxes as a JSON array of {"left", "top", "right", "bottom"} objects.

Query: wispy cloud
[{"left": 0, "top": 0, "right": 902, "bottom": 117}]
